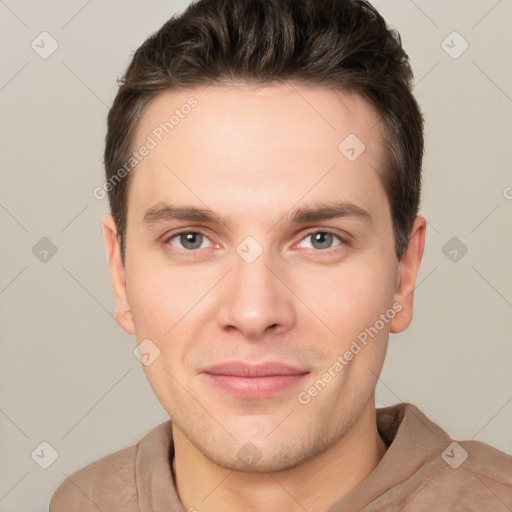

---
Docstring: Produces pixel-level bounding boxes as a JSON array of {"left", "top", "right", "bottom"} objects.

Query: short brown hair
[{"left": 104, "top": 0, "right": 424, "bottom": 263}]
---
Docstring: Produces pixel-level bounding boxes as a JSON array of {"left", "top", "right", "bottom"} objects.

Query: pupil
[
  {"left": 178, "top": 232, "right": 333, "bottom": 251},
  {"left": 314, "top": 232, "right": 331, "bottom": 249},
  {"left": 182, "top": 233, "right": 201, "bottom": 249}
]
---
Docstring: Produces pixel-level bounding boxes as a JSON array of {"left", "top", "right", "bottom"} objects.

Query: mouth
[{"left": 201, "top": 361, "right": 310, "bottom": 398}]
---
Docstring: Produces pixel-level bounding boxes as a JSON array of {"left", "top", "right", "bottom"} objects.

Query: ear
[
  {"left": 390, "top": 216, "right": 426, "bottom": 333},
  {"left": 102, "top": 214, "right": 135, "bottom": 334}
]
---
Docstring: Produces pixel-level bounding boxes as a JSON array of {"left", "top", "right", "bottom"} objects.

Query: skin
[{"left": 103, "top": 82, "right": 426, "bottom": 511}]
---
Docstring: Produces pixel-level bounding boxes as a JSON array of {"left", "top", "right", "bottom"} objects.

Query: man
[{"left": 50, "top": 0, "right": 512, "bottom": 510}]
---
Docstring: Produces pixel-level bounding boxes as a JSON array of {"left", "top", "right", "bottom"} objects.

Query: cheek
[
  {"left": 126, "top": 263, "right": 196, "bottom": 338},
  {"left": 126, "top": 264, "right": 208, "bottom": 393},
  {"left": 297, "top": 257, "right": 397, "bottom": 340}
]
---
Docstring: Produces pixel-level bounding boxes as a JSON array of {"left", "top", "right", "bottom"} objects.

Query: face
[{"left": 104, "top": 83, "right": 424, "bottom": 472}]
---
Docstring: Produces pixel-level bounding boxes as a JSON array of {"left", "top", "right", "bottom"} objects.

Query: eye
[
  {"left": 165, "top": 231, "right": 213, "bottom": 251},
  {"left": 297, "top": 230, "right": 345, "bottom": 251},
  {"left": 163, "top": 229, "right": 347, "bottom": 254}
]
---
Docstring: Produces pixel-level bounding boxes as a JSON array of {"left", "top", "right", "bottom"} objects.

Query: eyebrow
[{"left": 142, "top": 201, "right": 372, "bottom": 228}]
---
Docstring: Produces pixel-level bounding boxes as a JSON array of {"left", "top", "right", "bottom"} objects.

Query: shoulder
[
  {"left": 381, "top": 403, "right": 512, "bottom": 510},
  {"left": 457, "top": 439, "right": 512, "bottom": 492},
  {"left": 460, "top": 439, "right": 512, "bottom": 479},
  {"left": 49, "top": 421, "right": 173, "bottom": 512},
  {"left": 419, "top": 441, "right": 512, "bottom": 510},
  {"left": 49, "top": 443, "right": 139, "bottom": 512}
]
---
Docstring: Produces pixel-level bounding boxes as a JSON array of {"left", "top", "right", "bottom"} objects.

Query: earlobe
[
  {"left": 102, "top": 214, "right": 135, "bottom": 335},
  {"left": 390, "top": 216, "right": 426, "bottom": 334}
]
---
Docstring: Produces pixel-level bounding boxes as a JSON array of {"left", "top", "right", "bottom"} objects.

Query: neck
[{"left": 172, "top": 399, "right": 387, "bottom": 512}]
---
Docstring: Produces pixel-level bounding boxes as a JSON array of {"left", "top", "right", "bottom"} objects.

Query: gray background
[{"left": 1, "top": 0, "right": 511, "bottom": 510}]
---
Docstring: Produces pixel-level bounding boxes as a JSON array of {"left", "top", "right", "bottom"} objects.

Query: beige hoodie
[{"left": 49, "top": 402, "right": 512, "bottom": 511}]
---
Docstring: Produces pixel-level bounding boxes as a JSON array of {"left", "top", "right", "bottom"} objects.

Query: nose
[{"left": 215, "top": 247, "right": 296, "bottom": 341}]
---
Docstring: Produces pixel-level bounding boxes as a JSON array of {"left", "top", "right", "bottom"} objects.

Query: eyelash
[{"left": 163, "top": 228, "right": 349, "bottom": 255}]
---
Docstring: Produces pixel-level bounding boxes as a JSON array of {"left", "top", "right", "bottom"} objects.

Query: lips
[
  {"left": 203, "top": 361, "right": 309, "bottom": 377},
  {"left": 201, "top": 361, "right": 309, "bottom": 398}
]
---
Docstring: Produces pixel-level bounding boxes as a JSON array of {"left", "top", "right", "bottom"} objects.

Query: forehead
[{"left": 128, "top": 83, "right": 389, "bottom": 224}]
